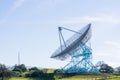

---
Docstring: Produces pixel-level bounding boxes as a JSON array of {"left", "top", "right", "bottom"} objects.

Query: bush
[
  {"left": 29, "top": 67, "right": 39, "bottom": 71},
  {"left": 25, "top": 70, "right": 43, "bottom": 77},
  {"left": 11, "top": 71, "right": 21, "bottom": 77},
  {"left": 12, "top": 64, "right": 27, "bottom": 73},
  {"left": 31, "top": 70, "right": 43, "bottom": 77}
]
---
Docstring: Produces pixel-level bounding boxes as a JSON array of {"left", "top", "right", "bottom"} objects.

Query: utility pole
[{"left": 18, "top": 51, "right": 20, "bottom": 65}]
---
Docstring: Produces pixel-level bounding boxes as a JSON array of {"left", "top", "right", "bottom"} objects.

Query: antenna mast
[{"left": 18, "top": 51, "right": 20, "bottom": 65}]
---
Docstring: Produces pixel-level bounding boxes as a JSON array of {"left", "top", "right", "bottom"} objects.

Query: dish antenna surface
[{"left": 51, "top": 24, "right": 98, "bottom": 73}]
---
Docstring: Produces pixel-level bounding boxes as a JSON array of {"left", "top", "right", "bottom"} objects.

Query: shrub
[{"left": 25, "top": 70, "right": 43, "bottom": 77}]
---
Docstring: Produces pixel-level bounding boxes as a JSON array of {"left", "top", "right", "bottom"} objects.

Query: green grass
[
  {"left": 55, "top": 74, "right": 120, "bottom": 80},
  {"left": 6, "top": 77, "right": 42, "bottom": 80},
  {"left": 109, "top": 76, "right": 120, "bottom": 80},
  {"left": 58, "top": 77, "right": 120, "bottom": 80},
  {"left": 57, "top": 75, "right": 101, "bottom": 80},
  {"left": 3, "top": 76, "right": 120, "bottom": 80},
  {"left": 9, "top": 77, "right": 31, "bottom": 80},
  {"left": 3, "top": 71, "right": 120, "bottom": 80}
]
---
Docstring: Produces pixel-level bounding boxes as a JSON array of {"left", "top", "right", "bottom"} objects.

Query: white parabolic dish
[{"left": 51, "top": 24, "right": 92, "bottom": 60}]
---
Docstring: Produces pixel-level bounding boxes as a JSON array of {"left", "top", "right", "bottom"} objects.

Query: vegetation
[
  {"left": 115, "top": 66, "right": 120, "bottom": 73},
  {"left": 96, "top": 61, "right": 114, "bottom": 73},
  {"left": 1, "top": 61, "right": 120, "bottom": 80},
  {"left": 12, "top": 64, "right": 27, "bottom": 73},
  {"left": 0, "top": 64, "right": 12, "bottom": 80},
  {"left": 1, "top": 74, "right": 120, "bottom": 80}
]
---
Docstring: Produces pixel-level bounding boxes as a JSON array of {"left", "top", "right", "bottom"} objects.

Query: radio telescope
[{"left": 51, "top": 24, "right": 98, "bottom": 73}]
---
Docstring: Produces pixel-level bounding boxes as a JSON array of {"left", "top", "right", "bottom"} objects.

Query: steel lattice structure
[
  {"left": 51, "top": 24, "right": 98, "bottom": 73},
  {"left": 62, "top": 43, "right": 98, "bottom": 73}
]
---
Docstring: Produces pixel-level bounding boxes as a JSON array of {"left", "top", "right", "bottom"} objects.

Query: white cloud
[
  {"left": 105, "top": 41, "right": 120, "bottom": 49},
  {"left": 60, "top": 14, "right": 120, "bottom": 25}
]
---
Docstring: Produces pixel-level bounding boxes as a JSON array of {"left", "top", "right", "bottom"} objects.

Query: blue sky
[{"left": 0, "top": 0, "right": 120, "bottom": 68}]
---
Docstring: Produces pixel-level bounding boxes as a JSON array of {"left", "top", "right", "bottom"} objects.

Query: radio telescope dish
[
  {"left": 51, "top": 24, "right": 98, "bottom": 73},
  {"left": 51, "top": 24, "right": 91, "bottom": 60}
]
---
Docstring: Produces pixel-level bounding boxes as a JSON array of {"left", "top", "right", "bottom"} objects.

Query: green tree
[
  {"left": 13, "top": 64, "right": 27, "bottom": 73},
  {"left": 115, "top": 66, "right": 120, "bottom": 73},
  {"left": 26, "top": 69, "right": 43, "bottom": 77},
  {"left": 98, "top": 63, "right": 114, "bottom": 73},
  {"left": 0, "top": 64, "right": 11, "bottom": 80},
  {"left": 96, "top": 61, "right": 114, "bottom": 73},
  {"left": 29, "top": 67, "right": 39, "bottom": 71}
]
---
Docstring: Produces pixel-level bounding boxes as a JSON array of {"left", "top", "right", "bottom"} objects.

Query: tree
[
  {"left": 29, "top": 67, "right": 39, "bottom": 71},
  {"left": 95, "top": 61, "right": 105, "bottom": 70},
  {"left": 26, "top": 69, "right": 43, "bottom": 77},
  {"left": 30, "top": 70, "right": 43, "bottom": 77},
  {"left": 99, "top": 64, "right": 114, "bottom": 73},
  {"left": 95, "top": 61, "right": 114, "bottom": 73},
  {"left": 13, "top": 64, "right": 27, "bottom": 73},
  {"left": 0, "top": 64, "right": 8, "bottom": 80},
  {"left": 115, "top": 66, "right": 120, "bottom": 73}
]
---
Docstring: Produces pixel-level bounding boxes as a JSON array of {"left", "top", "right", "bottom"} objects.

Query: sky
[{"left": 0, "top": 0, "right": 120, "bottom": 68}]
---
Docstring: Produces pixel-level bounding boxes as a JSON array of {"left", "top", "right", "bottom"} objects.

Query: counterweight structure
[{"left": 51, "top": 24, "right": 98, "bottom": 73}]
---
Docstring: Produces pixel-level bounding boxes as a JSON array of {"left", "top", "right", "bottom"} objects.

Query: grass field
[
  {"left": 4, "top": 77, "right": 120, "bottom": 80},
  {"left": 5, "top": 77, "right": 42, "bottom": 80},
  {"left": 55, "top": 74, "right": 120, "bottom": 80},
  {"left": 3, "top": 75, "right": 120, "bottom": 80},
  {"left": 2, "top": 69, "right": 120, "bottom": 80}
]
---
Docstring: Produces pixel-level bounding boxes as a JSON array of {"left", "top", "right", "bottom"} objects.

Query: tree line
[
  {"left": 0, "top": 61, "right": 120, "bottom": 80},
  {"left": 0, "top": 64, "right": 54, "bottom": 80}
]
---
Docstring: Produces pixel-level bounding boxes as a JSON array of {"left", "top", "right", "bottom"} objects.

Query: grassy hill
[
  {"left": 2, "top": 68, "right": 120, "bottom": 80},
  {"left": 3, "top": 75, "right": 120, "bottom": 80}
]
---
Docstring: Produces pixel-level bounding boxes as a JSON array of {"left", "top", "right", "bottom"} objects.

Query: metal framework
[
  {"left": 51, "top": 24, "right": 98, "bottom": 73},
  {"left": 62, "top": 43, "right": 98, "bottom": 73}
]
